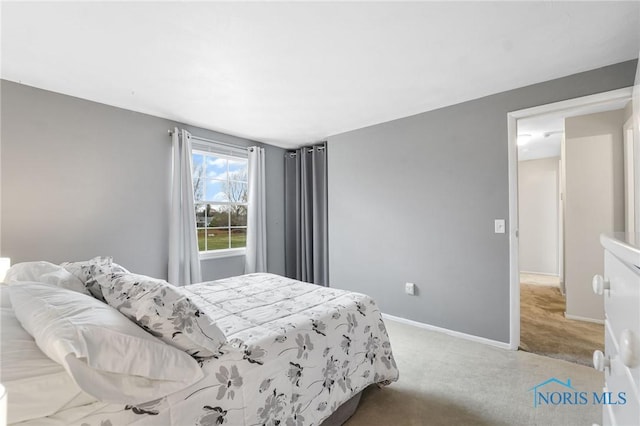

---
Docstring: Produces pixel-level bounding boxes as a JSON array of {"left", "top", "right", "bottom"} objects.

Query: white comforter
[{"left": 12, "top": 273, "right": 399, "bottom": 425}]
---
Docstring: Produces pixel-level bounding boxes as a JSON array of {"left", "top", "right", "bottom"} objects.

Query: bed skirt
[{"left": 321, "top": 391, "right": 363, "bottom": 426}]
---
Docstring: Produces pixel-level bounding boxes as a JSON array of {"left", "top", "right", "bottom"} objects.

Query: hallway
[{"left": 519, "top": 274, "right": 604, "bottom": 366}]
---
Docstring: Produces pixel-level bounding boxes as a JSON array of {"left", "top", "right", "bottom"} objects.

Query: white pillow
[
  {"left": 8, "top": 282, "right": 204, "bottom": 405},
  {"left": 4, "top": 261, "right": 90, "bottom": 296},
  {"left": 1, "top": 289, "right": 95, "bottom": 423},
  {"left": 95, "top": 271, "right": 226, "bottom": 358},
  {"left": 61, "top": 256, "right": 129, "bottom": 301}
]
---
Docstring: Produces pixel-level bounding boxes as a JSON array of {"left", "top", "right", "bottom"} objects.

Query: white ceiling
[
  {"left": 517, "top": 97, "right": 631, "bottom": 161},
  {"left": 1, "top": 2, "right": 638, "bottom": 149}
]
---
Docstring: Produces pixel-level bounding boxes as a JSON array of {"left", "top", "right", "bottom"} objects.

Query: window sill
[{"left": 199, "top": 248, "right": 246, "bottom": 260}]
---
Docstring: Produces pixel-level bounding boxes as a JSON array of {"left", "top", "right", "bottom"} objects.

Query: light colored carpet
[
  {"left": 346, "top": 319, "right": 603, "bottom": 426},
  {"left": 520, "top": 283, "right": 604, "bottom": 366}
]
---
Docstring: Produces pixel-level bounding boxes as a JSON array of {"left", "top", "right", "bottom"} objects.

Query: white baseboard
[
  {"left": 564, "top": 312, "right": 605, "bottom": 324},
  {"left": 382, "top": 313, "right": 512, "bottom": 350},
  {"left": 520, "top": 271, "right": 559, "bottom": 277},
  {"left": 521, "top": 282, "right": 560, "bottom": 288},
  {"left": 519, "top": 271, "right": 561, "bottom": 287}
]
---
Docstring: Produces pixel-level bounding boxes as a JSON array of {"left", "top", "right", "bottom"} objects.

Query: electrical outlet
[{"left": 405, "top": 282, "right": 415, "bottom": 295}]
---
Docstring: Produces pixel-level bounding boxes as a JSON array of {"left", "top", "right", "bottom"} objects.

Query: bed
[{"left": 1, "top": 258, "right": 399, "bottom": 425}]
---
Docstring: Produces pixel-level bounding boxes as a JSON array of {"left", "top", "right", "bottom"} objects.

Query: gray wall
[
  {"left": 564, "top": 109, "right": 625, "bottom": 321},
  {"left": 327, "top": 60, "right": 637, "bottom": 344},
  {"left": 0, "top": 80, "right": 285, "bottom": 280}
]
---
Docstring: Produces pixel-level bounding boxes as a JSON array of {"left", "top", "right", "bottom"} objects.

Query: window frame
[{"left": 191, "top": 143, "right": 249, "bottom": 260}]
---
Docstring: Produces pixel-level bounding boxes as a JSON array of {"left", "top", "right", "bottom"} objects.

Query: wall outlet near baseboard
[{"left": 405, "top": 282, "right": 416, "bottom": 295}]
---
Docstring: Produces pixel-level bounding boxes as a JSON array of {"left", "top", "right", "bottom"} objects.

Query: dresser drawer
[
  {"left": 605, "top": 327, "right": 639, "bottom": 425},
  {"left": 605, "top": 354, "right": 640, "bottom": 426},
  {"left": 604, "top": 251, "right": 640, "bottom": 342},
  {"left": 600, "top": 234, "right": 640, "bottom": 426},
  {"left": 605, "top": 320, "right": 640, "bottom": 396},
  {"left": 603, "top": 397, "right": 613, "bottom": 426}
]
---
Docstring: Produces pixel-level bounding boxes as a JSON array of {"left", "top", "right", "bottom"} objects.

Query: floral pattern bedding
[{"left": 14, "top": 273, "right": 398, "bottom": 426}]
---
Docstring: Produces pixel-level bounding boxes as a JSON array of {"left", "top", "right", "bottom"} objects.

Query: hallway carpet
[{"left": 519, "top": 283, "right": 604, "bottom": 366}]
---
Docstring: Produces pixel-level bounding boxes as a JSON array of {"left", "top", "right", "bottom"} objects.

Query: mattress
[{"left": 6, "top": 273, "right": 398, "bottom": 425}]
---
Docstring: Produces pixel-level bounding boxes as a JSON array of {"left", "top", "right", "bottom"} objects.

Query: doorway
[
  {"left": 506, "top": 87, "right": 634, "bottom": 358},
  {"left": 517, "top": 109, "right": 606, "bottom": 365}
]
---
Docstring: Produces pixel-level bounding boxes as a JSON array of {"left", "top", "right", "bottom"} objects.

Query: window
[{"left": 192, "top": 144, "right": 248, "bottom": 257}]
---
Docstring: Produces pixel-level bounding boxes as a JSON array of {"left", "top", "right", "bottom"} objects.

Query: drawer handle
[
  {"left": 593, "top": 350, "right": 610, "bottom": 372},
  {"left": 592, "top": 275, "right": 610, "bottom": 295},
  {"left": 619, "top": 329, "right": 640, "bottom": 369}
]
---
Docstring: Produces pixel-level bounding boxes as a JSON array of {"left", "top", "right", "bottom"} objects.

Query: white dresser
[{"left": 594, "top": 233, "right": 640, "bottom": 426}]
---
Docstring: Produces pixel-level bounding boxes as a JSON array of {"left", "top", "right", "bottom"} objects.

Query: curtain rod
[
  {"left": 168, "top": 129, "right": 249, "bottom": 152},
  {"left": 286, "top": 145, "right": 325, "bottom": 157}
]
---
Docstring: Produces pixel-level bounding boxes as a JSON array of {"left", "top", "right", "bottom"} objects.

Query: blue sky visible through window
[{"left": 192, "top": 151, "right": 248, "bottom": 252}]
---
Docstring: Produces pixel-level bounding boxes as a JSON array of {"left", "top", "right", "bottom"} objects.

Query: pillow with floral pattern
[
  {"left": 60, "top": 256, "right": 129, "bottom": 302},
  {"left": 94, "top": 271, "right": 226, "bottom": 358}
]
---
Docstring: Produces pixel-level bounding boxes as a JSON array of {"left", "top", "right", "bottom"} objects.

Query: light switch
[{"left": 494, "top": 219, "right": 505, "bottom": 234}]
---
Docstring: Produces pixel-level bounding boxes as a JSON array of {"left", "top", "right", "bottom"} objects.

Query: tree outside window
[{"left": 192, "top": 150, "right": 248, "bottom": 252}]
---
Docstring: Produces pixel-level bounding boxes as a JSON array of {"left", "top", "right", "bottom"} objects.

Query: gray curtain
[{"left": 285, "top": 143, "right": 329, "bottom": 286}]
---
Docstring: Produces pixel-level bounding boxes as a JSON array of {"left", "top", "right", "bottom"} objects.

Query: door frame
[
  {"left": 623, "top": 116, "right": 636, "bottom": 234},
  {"left": 506, "top": 87, "right": 633, "bottom": 350}
]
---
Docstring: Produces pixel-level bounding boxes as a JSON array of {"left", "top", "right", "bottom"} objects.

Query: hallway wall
[{"left": 518, "top": 157, "right": 560, "bottom": 276}]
